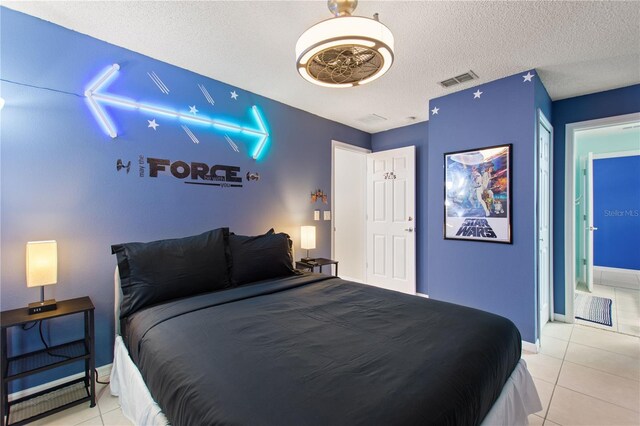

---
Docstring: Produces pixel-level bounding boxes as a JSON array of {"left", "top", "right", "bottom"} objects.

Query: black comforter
[{"left": 124, "top": 273, "right": 521, "bottom": 426}]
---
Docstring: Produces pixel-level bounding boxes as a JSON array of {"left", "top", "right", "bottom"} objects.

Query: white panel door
[
  {"left": 586, "top": 152, "right": 596, "bottom": 292},
  {"left": 538, "top": 120, "right": 552, "bottom": 329},
  {"left": 366, "top": 146, "right": 416, "bottom": 294}
]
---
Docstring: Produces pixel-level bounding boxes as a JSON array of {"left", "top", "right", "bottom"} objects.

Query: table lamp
[
  {"left": 26, "top": 240, "right": 58, "bottom": 314},
  {"left": 300, "top": 226, "right": 316, "bottom": 261}
]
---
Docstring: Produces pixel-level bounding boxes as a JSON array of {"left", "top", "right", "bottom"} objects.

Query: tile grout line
[
  {"left": 543, "top": 324, "right": 575, "bottom": 421},
  {"left": 570, "top": 330, "right": 640, "bottom": 357},
  {"left": 554, "top": 321, "right": 640, "bottom": 417},
  {"left": 553, "top": 383, "right": 640, "bottom": 415},
  {"left": 536, "top": 324, "right": 573, "bottom": 422},
  {"left": 561, "top": 358, "right": 640, "bottom": 383}
]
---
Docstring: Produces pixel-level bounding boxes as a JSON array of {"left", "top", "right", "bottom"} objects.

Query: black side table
[
  {"left": 296, "top": 258, "right": 339, "bottom": 276},
  {"left": 1, "top": 297, "right": 96, "bottom": 426}
]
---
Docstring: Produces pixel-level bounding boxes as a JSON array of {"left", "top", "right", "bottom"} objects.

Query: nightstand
[
  {"left": 1, "top": 297, "right": 96, "bottom": 426},
  {"left": 296, "top": 258, "right": 339, "bottom": 276}
]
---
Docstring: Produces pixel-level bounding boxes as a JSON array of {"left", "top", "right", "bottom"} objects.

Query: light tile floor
[
  {"left": 525, "top": 321, "right": 640, "bottom": 425},
  {"left": 27, "top": 379, "right": 132, "bottom": 426}
]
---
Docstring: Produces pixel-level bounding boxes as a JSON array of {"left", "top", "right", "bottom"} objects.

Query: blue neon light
[{"left": 85, "top": 63, "right": 270, "bottom": 160}]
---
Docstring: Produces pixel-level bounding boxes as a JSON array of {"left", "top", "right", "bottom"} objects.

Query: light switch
[
  {"left": 314, "top": 210, "right": 320, "bottom": 221},
  {"left": 323, "top": 211, "right": 331, "bottom": 221}
]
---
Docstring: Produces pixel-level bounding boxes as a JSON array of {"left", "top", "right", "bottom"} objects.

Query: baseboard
[
  {"left": 553, "top": 313, "right": 567, "bottom": 322},
  {"left": 594, "top": 266, "right": 640, "bottom": 276},
  {"left": 594, "top": 266, "right": 640, "bottom": 290},
  {"left": 8, "top": 363, "right": 112, "bottom": 402},
  {"left": 415, "top": 292, "right": 429, "bottom": 298},
  {"left": 522, "top": 340, "right": 539, "bottom": 354},
  {"left": 341, "top": 275, "right": 365, "bottom": 284}
]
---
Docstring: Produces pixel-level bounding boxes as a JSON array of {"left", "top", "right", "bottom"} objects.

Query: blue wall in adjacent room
[
  {"left": 371, "top": 121, "right": 428, "bottom": 293},
  {"left": 426, "top": 71, "right": 542, "bottom": 343},
  {"left": 593, "top": 155, "right": 640, "bottom": 270},
  {"left": 0, "top": 8, "right": 370, "bottom": 392},
  {"left": 551, "top": 84, "right": 640, "bottom": 315}
]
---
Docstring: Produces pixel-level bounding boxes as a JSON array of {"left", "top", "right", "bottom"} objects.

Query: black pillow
[
  {"left": 228, "top": 231, "right": 295, "bottom": 286},
  {"left": 112, "top": 228, "right": 230, "bottom": 318}
]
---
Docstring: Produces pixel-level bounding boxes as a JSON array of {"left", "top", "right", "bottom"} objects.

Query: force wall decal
[
  {"left": 85, "top": 64, "right": 270, "bottom": 160},
  {"left": 117, "top": 155, "right": 246, "bottom": 188}
]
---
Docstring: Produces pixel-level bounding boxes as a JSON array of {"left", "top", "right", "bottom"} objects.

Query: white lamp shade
[
  {"left": 26, "top": 240, "right": 58, "bottom": 287},
  {"left": 300, "top": 226, "right": 317, "bottom": 250}
]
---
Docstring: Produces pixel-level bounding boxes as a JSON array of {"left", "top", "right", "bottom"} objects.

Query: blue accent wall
[
  {"left": 534, "top": 77, "right": 553, "bottom": 121},
  {"left": 427, "top": 71, "right": 541, "bottom": 343},
  {"left": 371, "top": 121, "right": 428, "bottom": 293},
  {"left": 0, "top": 8, "right": 370, "bottom": 392},
  {"left": 551, "top": 84, "right": 640, "bottom": 314},
  {"left": 371, "top": 72, "right": 548, "bottom": 342},
  {"left": 593, "top": 155, "right": 640, "bottom": 270}
]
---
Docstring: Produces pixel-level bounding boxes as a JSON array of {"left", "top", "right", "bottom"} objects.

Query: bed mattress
[{"left": 123, "top": 273, "right": 522, "bottom": 426}]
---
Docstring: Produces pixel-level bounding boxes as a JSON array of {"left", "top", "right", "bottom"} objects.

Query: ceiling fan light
[
  {"left": 298, "top": 66, "right": 354, "bottom": 88},
  {"left": 357, "top": 47, "right": 393, "bottom": 85},
  {"left": 299, "top": 38, "right": 376, "bottom": 66},
  {"left": 296, "top": 15, "right": 395, "bottom": 88}
]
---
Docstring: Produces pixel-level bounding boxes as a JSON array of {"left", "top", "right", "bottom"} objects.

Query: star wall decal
[
  {"left": 189, "top": 105, "right": 199, "bottom": 114},
  {"left": 473, "top": 89, "right": 483, "bottom": 99},
  {"left": 431, "top": 107, "right": 439, "bottom": 115},
  {"left": 230, "top": 90, "right": 239, "bottom": 100},
  {"left": 522, "top": 72, "right": 535, "bottom": 82},
  {"left": 147, "top": 119, "right": 159, "bottom": 130}
]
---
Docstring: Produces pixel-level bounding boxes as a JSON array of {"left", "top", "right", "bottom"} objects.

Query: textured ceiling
[{"left": 3, "top": 1, "right": 639, "bottom": 133}]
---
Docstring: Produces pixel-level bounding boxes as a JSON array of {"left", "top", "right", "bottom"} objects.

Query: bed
[{"left": 109, "top": 228, "right": 541, "bottom": 425}]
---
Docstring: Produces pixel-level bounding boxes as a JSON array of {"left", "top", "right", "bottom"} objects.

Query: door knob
[
  {"left": 588, "top": 226, "right": 598, "bottom": 231},
  {"left": 404, "top": 228, "right": 414, "bottom": 232}
]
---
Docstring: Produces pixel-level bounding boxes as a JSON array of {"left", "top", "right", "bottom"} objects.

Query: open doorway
[{"left": 565, "top": 113, "right": 640, "bottom": 336}]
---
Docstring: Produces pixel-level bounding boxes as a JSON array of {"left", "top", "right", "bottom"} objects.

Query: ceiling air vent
[
  {"left": 357, "top": 113, "right": 388, "bottom": 124},
  {"left": 439, "top": 70, "right": 478, "bottom": 88}
]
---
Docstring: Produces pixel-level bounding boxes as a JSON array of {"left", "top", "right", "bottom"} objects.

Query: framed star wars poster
[{"left": 444, "top": 144, "right": 512, "bottom": 244}]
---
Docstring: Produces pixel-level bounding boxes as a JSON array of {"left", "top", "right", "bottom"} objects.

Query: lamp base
[
  {"left": 301, "top": 257, "right": 315, "bottom": 262},
  {"left": 28, "top": 299, "right": 57, "bottom": 315}
]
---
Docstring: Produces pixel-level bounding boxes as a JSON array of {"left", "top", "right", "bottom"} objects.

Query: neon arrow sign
[{"left": 85, "top": 64, "right": 270, "bottom": 160}]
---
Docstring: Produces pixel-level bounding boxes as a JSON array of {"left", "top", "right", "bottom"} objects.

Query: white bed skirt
[
  {"left": 111, "top": 336, "right": 541, "bottom": 426},
  {"left": 481, "top": 357, "right": 542, "bottom": 425},
  {"left": 110, "top": 336, "right": 170, "bottom": 426}
]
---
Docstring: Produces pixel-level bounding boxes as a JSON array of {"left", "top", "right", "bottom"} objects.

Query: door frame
[
  {"left": 537, "top": 109, "right": 554, "bottom": 335},
  {"left": 331, "top": 140, "right": 371, "bottom": 281},
  {"left": 563, "top": 112, "right": 640, "bottom": 322}
]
